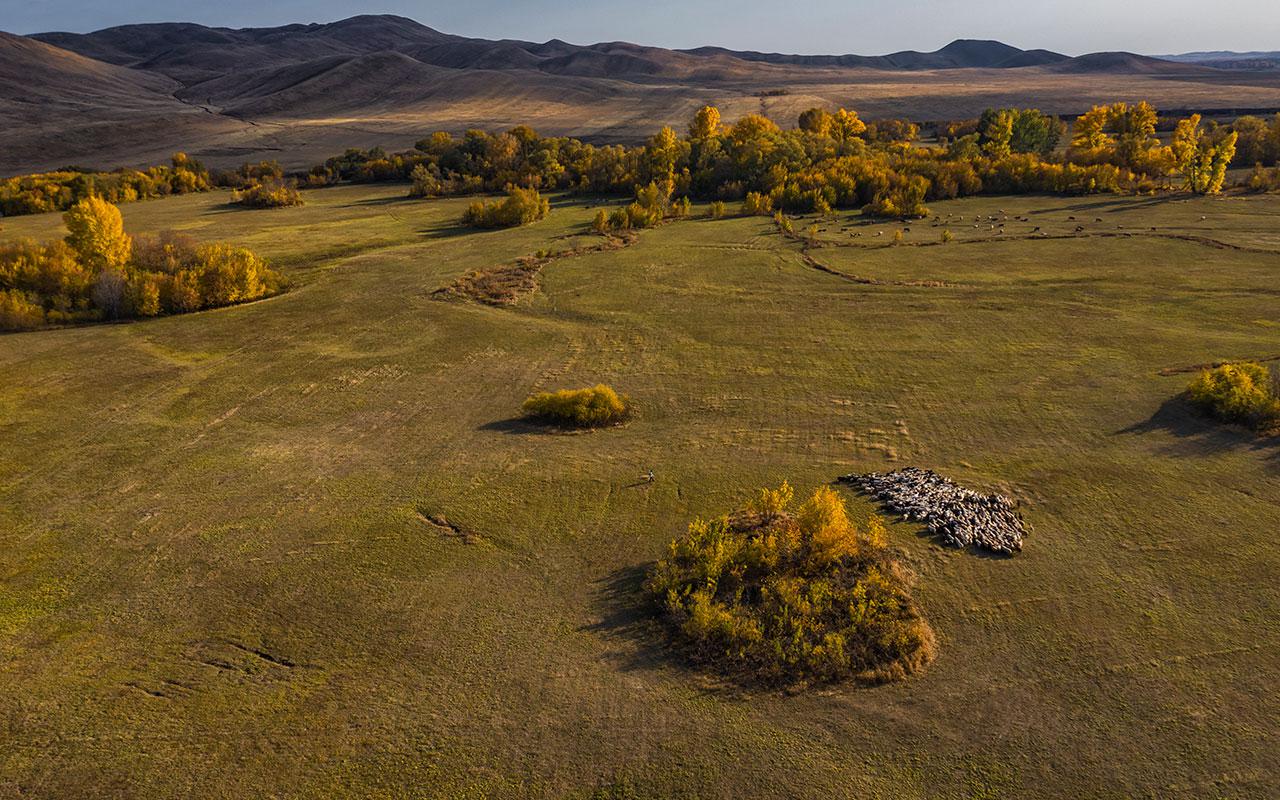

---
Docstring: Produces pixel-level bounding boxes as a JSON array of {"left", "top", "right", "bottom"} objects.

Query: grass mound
[
  {"left": 645, "top": 482, "right": 936, "bottom": 686},
  {"left": 522, "top": 384, "right": 630, "bottom": 428},
  {"left": 1187, "top": 361, "right": 1280, "bottom": 432}
]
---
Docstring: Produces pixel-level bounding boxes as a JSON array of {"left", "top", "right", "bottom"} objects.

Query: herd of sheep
[{"left": 840, "top": 467, "right": 1028, "bottom": 556}]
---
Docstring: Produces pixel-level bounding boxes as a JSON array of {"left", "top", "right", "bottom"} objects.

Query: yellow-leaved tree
[
  {"left": 688, "top": 105, "right": 721, "bottom": 140},
  {"left": 832, "top": 108, "right": 868, "bottom": 142},
  {"left": 63, "top": 196, "right": 132, "bottom": 274},
  {"left": 1171, "top": 114, "right": 1238, "bottom": 195}
]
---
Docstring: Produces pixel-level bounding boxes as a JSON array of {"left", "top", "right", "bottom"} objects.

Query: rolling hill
[{"left": 5, "top": 15, "right": 1280, "bottom": 175}]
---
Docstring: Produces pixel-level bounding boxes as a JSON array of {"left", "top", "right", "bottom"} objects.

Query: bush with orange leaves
[{"left": 645, "top": 482, "right": 935, "bottom": 686}]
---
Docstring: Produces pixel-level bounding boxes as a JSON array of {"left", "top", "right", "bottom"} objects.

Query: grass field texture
[{"left": 1, "top": 185, "right": 1277, "bottom": 798}]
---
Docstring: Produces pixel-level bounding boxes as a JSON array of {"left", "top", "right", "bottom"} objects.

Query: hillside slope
[{"left": 6, "top": 16, "right": 1280, "bottom": 175}]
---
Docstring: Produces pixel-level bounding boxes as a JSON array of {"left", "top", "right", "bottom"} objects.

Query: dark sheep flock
[{"left": 840, "top": 467, "right": 1028, "bottom": 555}]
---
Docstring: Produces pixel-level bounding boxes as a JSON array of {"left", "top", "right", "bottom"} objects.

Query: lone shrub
[
  {"left": 591, "top": 209, "right": 610, "bottom": 233},
  {"left": 645, "top": 482, "right": 936, "bottom": 686},
  {"left": 1187, "top": 362, "right": 1280, "bottom": 430},
  {"left": 231, "top": 180, "right": 304, "bottom": 209},
  {"left": 462, "top": 186, "right": 550, "bottom": 228},
  {"left": 522, "top": 384, "right": 630, "bottom": 428},
  {"left": 709, "top": 200, "right": 726, "bottom": 219}
]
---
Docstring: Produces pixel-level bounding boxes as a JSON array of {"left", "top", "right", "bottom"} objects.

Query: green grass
[{"left": 1, "top": 186, "right": 1278, "bottom": 798}]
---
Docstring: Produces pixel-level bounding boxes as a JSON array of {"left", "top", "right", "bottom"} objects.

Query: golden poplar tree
[{"left": 63, "top": 196, "right": 132, "bottom": 274}]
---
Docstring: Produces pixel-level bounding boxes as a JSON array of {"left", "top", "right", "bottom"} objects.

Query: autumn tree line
[
  {"left": 0, "top": 155, "right": 304, "bottom": 218},
  {"left": 316, "top": 103, "right": 1269, "bottom": 216},
  {"left": 0, "top": 197, "right": 283, "bottom": 331},
  {"left": 3, "top": 105, "right": 1279, "bottom": 222}
]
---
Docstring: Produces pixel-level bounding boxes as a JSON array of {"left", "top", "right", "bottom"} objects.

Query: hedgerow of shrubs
[
  {"left": 0, "top": 197, "right": 283, "bottom": 331},
  {"left": 644, "top": 482, "right": 936, "bottom": 686},
  {"left": 521, "top": 384, "right": 630, "bottom": 428},
  {"left": 231, "top": 180, "right": 304, "bottom": 209},
  {"left": 462, "top": 186, "right": 550, "bottom": 228},
  {"left": 1187, "top": 362, "right": 1280, "bottom": 431}
]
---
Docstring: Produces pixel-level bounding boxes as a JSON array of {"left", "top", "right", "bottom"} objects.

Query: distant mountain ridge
[
  {"left": 7, "top": 14, "right": 1280, "bottom": 176},
  {"left": 33, "top": 15, "right": 1190, "bottom": 83},
  {"left": 683, "top": 39, "right": 1070, "bottom": 70},
  {"left": 1157, "top": 50, "right": 1280, "bottom": 70}
]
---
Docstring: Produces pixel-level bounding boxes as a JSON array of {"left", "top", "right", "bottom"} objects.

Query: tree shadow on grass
[
  {"left": 476, "top": 416, "right": 553, "bottom": 435},
  {"left": 421, "top": 221, "right": 478, "bottom": 240},
  {"left": 581, "top": 563, "right": 761, "bottom": 698},
  {"left": 1028, "top": 194, "right": 1190, "bottom": 216},
  {"left": 1115, "top": 396, "right": 1280, "bottom": 471}
]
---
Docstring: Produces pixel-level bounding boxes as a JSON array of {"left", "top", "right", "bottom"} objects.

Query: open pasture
[{"left": 1, "top": 185, "right": 1278, "bottom": 798}]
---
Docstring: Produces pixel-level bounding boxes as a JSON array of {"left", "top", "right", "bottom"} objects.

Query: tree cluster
[
  {"left": 0, "top": 154, "right": 211, "bottom": 217},
  {"left": 461, "top": 186, "right": 550, "bottom": 228},
  {"left": 0, "top": 197, "right": 283, "bottom": 331},
  {"left": 645, "top": 482, "right": 936, "bottom": 685},
  {"left": 591, "top": 179, "right": 691, "bottom": 233},
  {"left": 1228, "top": 113, "right": 1280, "bottom": 167},
  {"left": 231, "top": 180, "right": 305, "bottom": 209},
  {"left": 288, "top": 101, "right": 1250, "bottom": 222}
]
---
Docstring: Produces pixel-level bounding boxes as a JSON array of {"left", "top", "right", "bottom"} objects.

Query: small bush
[
  {"left": 231, "top": 180, "right": 304, "bottom": 209},
  {"left": 1187, "top": 362, "right": 1280, "bottom": 430},
  {"left": 941, "top": 229, "right": 954, "bottom": 243},
  {"left": 521, "top": 384, "right": 630, "bottom": 428},
  {"left": 591, "top": 208, "right": 610, "bottom": 233},
  {"left": 462, "top": 186, "right": 550, "bottom": 228},
  {"left": 742, "top": 191, "right": 773, "bottom": 216},
  {"left": 645, "top": 482, "right": 935, "bottom": 686},
  {"left": 709, "top": 200, "right": 726, "bottom": 219}
]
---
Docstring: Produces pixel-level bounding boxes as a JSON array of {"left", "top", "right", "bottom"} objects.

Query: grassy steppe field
[{"left": 1, "top": 185, "right": 1278, "bottom": 798}]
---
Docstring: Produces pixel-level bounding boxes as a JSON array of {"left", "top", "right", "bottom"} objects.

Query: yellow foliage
[
  {"left": 2, "top": 199, "right": 283, "bottom": 328},
  {"left": 232, "top": 180, "right": 304, "bottom": 208},
  {"left": 750, "top": 481, "right": 794, "bottom": 520},
  {"left": 63, "top": 196, "right": 132, "bottom": 273},
  {"left": 742, "top": 191, "right": 773, "bottom": 216},
  {"left": 646, "top": 483, "right": 935, "bottom": 685},
  {"left": 689, "top": 106, "right": 721, "bottom": 139},
  {"left": 1171, "top": 115, "right": 1237, "bottom": 195},
  {"left": 462, "top": 186, "right": 550, "bottom": 228},
  {"left": 521, "top": 384, "right": 630, "bottom": 428},
  {"left": 0, "top": 289, "right": 45, "bottom": 331},
  {"left": 1187, "top": 362, "right": 1280, "bottom": 428}
]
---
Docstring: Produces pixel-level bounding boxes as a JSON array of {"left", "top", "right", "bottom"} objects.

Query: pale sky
[{"left": 4, "top": 0, "right": 1278, "bottom": 56}]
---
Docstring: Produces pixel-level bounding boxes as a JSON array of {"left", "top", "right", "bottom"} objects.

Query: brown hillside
[{"left": 5, "top": 16, "right": 1280, "bottom": 175}]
